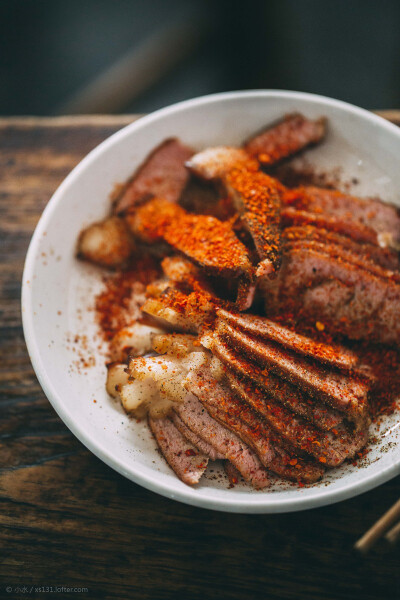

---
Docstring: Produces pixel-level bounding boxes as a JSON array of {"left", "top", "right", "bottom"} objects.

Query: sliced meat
[
  {"left": 283, "top": 225, "right": 400, "bottom": 271},
  {"left": 171, "top": 411, "right": 224, "bottom": 460},
  {"left": 282, "top": 206, "right": 380, "bottom": 246},
  {"left": 187, "top": 146, "right": 282, "bottom": 278},
  {"left": 225, "top": 169, "right": 282, "bottom": 278},
  {"left": 283, "top": 186, "right": 400, "bottom": 250},
  {"left": 148, "top": 416, "right": 208, "bottom": 485},
  {"left": 208, "top": 334, "right": 345, "bottom": 432},
  {"left": 185, "top": 368, "right": 324, "bottom": 483},
  {"left": 244, "top": 113, "right": 326, "bottom": 165},
  {"left": 284, "top": 238, "right": 400, "bottom": 285},
  {"left": 114, "top": 138, "right": 193, "bottom": 214},
  {"left": 175, "top": 394, "right": 272, "bottom": 489},
  {"left": 217, "top": 308, "right": 361, "bottom": 372},
  {"left": 127, "top": 197, "right": 255, "bottom": 309},
  {"left": 217, "top": 320, "right": 370, "bottom": 426},
  {"left": 225, "top": 370, "right": 368, "bottom": 467},
  {"left": 265, "top": 245, "right": 400, "bottom": 345}
]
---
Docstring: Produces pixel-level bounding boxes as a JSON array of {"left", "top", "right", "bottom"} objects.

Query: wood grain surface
[{"left": 1, "top": 112, "right": 400, "bottom": 600}]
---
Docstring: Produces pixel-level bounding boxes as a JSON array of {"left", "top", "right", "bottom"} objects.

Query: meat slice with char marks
[
  {"left": 208, "top": 333, "right": 345, "bottom": 432},
  {"left": 114, "top": 138, "right": 193, "bottom": 214},
  {"left": 185, "top": 368, "right": 324, "bottom": 483},
  {"left": 282, "top": 186, "right": 400, "bottom": 250},
  {"left": 284, "top": 238, "right": 400, "bottom": 285},
  {"left": 281, "top": 206, "right": 380, "bottom": 246},
  {"left": 216, "top": 320, "right": 370, "bottom": 427},
  {"left": 244, "top": 113, "right": 326, "bottom": 165},
  {"left": 264, "top": 245, "right": 400, "bottom": 345},
  {"left": 148, "top": 416, "right": 209, "bottom": 485},
  {"left": 175, "top": 394, "right": 272, "bottom": 489},
  {"left": 225, "top": 370, "right": 369, "bottom": 467},
  {"left": 217, "top": 308, "right": 363, "bottom": 373},
  {"left": 283, "top": 225, "right": 400, "bottom": 271}
]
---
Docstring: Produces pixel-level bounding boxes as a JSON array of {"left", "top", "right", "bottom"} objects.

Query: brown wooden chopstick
[
  {"left": 354, "top": 498, "right": 400, "bottom": 553},
  {"left": 385, "top": 519, "right": 400, "bottom": 545}
]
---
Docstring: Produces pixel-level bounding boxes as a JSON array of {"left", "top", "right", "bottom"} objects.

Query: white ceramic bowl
[{"left": 22, "top": 91, "right": 400, "bottom": 513}]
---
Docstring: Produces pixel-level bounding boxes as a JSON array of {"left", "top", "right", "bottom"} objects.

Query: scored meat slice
[
  {"left": 187, "top": 146, "right": 282, "bottom": 278},
  {"left": 171, "top": 412, "right": 225, "bottom": 460},
  {"left": 225, "top": 370, "right": 369, "bottom": 467},
  {"left": 265, "top": 245, "right": 400, "bottom": 345},
  {"left": 114, "top": 138, "right": 193, "bottom": 214},
  {"left": 217, "top": 308, "right": 362, "bottom": 372},
  {"left": 185, "top": 368, "right": 324, "bottom": 483},
  {"left": 283, "top": 225, "right": 400, "bottom": 271},
  {"left": 148, "top": 416, "right": 209, "bottom": 485},
  {"left": 175, "top": 395, "right": 272, "bottom": 489},
  {"left": 283, "top": 186, "right": 400, "bottom": 250},
  {"left": 244, "top": 113, "right": 326, "bottom": 165},
  {"left": 216, "top": 320, "right": 370, "bottom": 427},
  {"left": 282, "top": 206, "right": 380, "bottom": 246},
  {"left": 284, "top": 238, "right": 400, "bottom": 285},
  {"left": 208, "top": 334, "right": 345, "bottom": 432}
]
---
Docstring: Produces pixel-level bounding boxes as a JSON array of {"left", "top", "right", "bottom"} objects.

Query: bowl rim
[{"left": 22, "top": 90, "right": 400, "bottom": 513}]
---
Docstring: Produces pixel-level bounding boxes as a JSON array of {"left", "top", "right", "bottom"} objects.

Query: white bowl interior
[{"left": 22, "top": 91, "right": 400, "bottom": 513}]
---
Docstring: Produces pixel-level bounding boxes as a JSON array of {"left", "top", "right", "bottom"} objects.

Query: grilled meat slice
[
  {"left": 114, "top": 138, "right": 193, "bottom": 214},
  {"left": 281, "top": 206, "right": 380, "bottom": 246},
  {"left": 185, "top": 368, "right": 324, "bottom": 483},
  {"left": 127, "top": 197, "right": 255, "bottom": 309},
  {"left": 265, "top": 245, "right": 400, "bottom": 345},
  {"left": 148, "top": 416, "right": 208, "bottom": 485},
  {"left": 208, "top": 334, "right": 345, "bottom": 432},
  {"left": 175, "top": 395, "right": 272, "bottom": 489},
  {"left": 284, "top": 238, "right": 400, "bottom": 285},
  {"left": 244, "top": 113, "right": 326, "bottom": 165},
  {"left": 283, "top": 225, "right": 400, "bottom": 271},
  {"left": 217, "top": 308, "right": 362, "bottom": 373},
  {"left": 217, "top": 320, "right": 370, "bottom": 427},
  {"left": 283, "top": 186, "right": 400, "bottom": 250},
  {"left": 171, "top": 412, "right": 225, "bottom": 460},
  {"left": 225, "top": 169, "right": 282, "bottom": 278},
  {"left": 187, "top": 146, "right": 282, "bottom": 278},
  {"left": 225, "top": 370, "right": 368, "bottom": 467}
]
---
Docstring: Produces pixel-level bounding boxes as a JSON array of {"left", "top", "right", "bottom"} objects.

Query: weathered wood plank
[{"left": 0, "top": 114, "right": 399, "bottom": 600}]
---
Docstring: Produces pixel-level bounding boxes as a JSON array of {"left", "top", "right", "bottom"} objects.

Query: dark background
[{"left": 1, "top": 0, "right": 400, "bottom": 116}]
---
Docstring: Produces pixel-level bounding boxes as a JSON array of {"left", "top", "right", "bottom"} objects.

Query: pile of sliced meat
[{"left": 78, "top": 111, "right": 400, "bottom": 489}]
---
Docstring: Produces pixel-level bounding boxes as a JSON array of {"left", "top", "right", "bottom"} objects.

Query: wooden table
[{"left": 1, "top": 113, "right": 400, "bottom": 600}]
